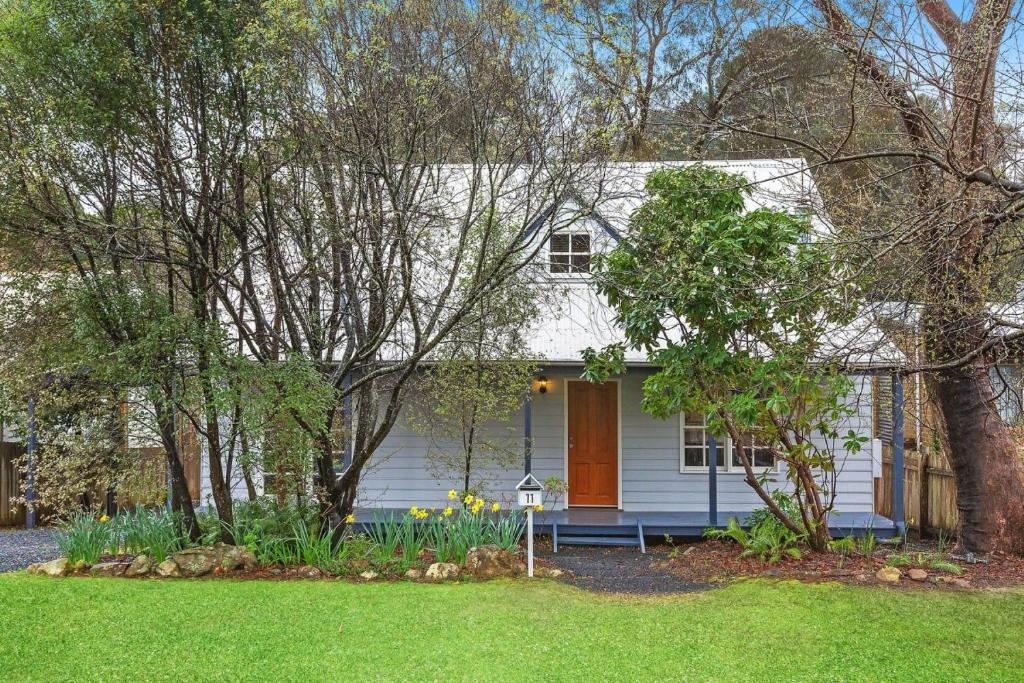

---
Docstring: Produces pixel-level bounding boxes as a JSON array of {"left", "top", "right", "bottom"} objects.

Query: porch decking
[
  {"left": 353, "top": 508, "right": 897, "bottom": 540},
  {"left": 532, "top": 509, "right": 896, "bottom": 539}
]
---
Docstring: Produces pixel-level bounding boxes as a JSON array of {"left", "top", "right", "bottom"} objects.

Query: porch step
[
  {"left": 557, "top": 535, "right": 641, "bottom": 547},
  {"left": 553, "top": 520, "right": 646, "bottom": 553}
]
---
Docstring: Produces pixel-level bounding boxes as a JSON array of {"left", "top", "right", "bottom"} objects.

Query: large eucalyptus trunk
[{"left": 926, "top": 364, "right": 1024, "bottom": 554}]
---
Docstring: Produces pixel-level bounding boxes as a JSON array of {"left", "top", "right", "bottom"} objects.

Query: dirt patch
[{"left": 655, "top": 539, "right": 1024, "bottom": 591}]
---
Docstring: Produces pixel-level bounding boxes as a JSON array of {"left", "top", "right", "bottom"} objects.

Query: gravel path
[
  {"left": 537, "top": 545, "right": 708, "bottom": 594},
  {"left": 0, "top": 528, "right": 60, "bottom": 572}
]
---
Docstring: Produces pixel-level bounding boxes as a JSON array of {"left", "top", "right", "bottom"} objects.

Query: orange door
[{"left": 568, "top": 381, "right": 618, "bottom": 506}]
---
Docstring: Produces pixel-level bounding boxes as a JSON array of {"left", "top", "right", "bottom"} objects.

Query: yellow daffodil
[
  {"left": 463, "top": 494, "right": 474, "bottom": 505},
  {"left": 99, "top": 514, "right": 109, "bottom": 523},
  {"left": 345, "top": 513, "right": 355, "bottom": 524},
  {"left": 490, "top": 502, "right": 500, "bottom": 513},
  {"left": 447, "top": 489, "right": 458, "bottom": 500},
  {"left": 443, "top": 506, "right": 454, "bottom": 517},
  {"left": 410, "top": 506, "right": 420, "bottom": 517},
  {"left": 533, "top": 504, "right": 544, "bottom": 512}
]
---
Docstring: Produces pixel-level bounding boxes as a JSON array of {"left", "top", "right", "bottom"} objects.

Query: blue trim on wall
[
  {"left": 523, "top": 393, "right": 533, "bottom": 475},
  {"left": 708, "top": 435, "right": 718, "bottom": 526},
  {"left": 25, "top": 397, "right": 36, "bottom": 530},
  {"left": 892, "top": 372, "right": 906, "bottom": 537},
  {"left": 342, "top": 373, "right": 353, "bottom": 469}
]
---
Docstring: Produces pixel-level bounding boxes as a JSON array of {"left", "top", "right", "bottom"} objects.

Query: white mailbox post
[{"left": 516, "top": 474, "right": 544, "bottom": 577}]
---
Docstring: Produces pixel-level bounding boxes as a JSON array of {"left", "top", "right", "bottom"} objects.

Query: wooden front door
[{"left": 567, "top": 381, "right": 618, "bottom": 507}]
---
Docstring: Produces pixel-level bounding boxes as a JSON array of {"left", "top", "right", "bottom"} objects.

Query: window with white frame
[
  {"left": 680, "top": 413, "right": 777, "bottom": 473},
  {"left": 730, "top": 433, "right": 776, "bottom": 469},
  {"left": 680, "top": 412, "right": 724, "bottom": 470},
  {"left": 548, "top": 231, "right": 591, "bottom": 273}
]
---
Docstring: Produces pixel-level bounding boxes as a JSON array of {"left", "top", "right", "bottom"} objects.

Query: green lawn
[{"left": 1, "top": 574, "right": 1022, "bottom": 682}]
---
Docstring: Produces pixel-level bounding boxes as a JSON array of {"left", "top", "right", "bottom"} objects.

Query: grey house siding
[{"left": 355, "top": 367, "right": 877, "bottom": 514}]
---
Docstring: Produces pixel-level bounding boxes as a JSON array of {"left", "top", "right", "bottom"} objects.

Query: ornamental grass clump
[
  {"left": 363, "top": 496, "right": 524, "bottom": 569},
  {"left": 366, "top": 513, "right": 405, "bottom": 568},
  {"left": 56, "top": 512, "right": 114, "bottom": 565},
  {"left": 117, "top": 508, "right": 186, "bottom": 562}
]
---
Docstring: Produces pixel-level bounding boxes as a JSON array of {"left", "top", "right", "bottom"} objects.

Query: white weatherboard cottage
[
  {"left": 202, "top": 159, "right": 897, "bottom": 539},
  {"left": 349, "top": 160, "right": 896, "bottom": 537}
]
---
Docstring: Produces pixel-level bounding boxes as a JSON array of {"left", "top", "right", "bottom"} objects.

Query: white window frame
[
  {"left": 679, "top": 413, "right": 780, "bottom": 475},
  {"left": 547, "top": 230, "right": 592, "bottom": 275}
]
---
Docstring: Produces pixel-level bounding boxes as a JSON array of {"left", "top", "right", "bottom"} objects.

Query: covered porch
[{"left": 351, "top": 507, "right": 897, "bottom": 550}]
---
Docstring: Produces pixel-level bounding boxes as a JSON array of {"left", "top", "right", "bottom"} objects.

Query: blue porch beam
[
  {"left": 342, "top": 373, "right": 353, "bottom": 469},
  {"left": 523, "top": 391, "right": 533, "bottom": 475},
  {"left": 26, "top": 396, "right": 37, "bottom": 530},
  {"left": 891, "top": 372, "right": 906, "bottom": 538},
  {"left": 708, "top": 435, "right": 718, "bottom": 526}
]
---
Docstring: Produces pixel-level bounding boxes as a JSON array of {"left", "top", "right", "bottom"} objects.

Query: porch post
[
  {"left": 708, "top": 435, "right": 718, "bottom": 527},
  {"left": 523, "top": 390, "right": 532, "bottom": 475},
  {"left": 892, "top": 372, "right": 906, "bottom": 537},
  {"left": 25, "top": 396, "right": 37, "bottom": 530}
]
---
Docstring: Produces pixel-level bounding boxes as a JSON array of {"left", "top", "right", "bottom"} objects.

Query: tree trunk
[
  {"left": 154, "top": 398, "right": 201, "bottom": 543},
  {"left": 239, "top": 427, "right": 258, "bottom": 502},
  {"left": 927, "top": 365, "right": 1024, "bottom": 554}
]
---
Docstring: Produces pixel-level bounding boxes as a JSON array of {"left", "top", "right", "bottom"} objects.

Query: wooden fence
[
  {"left": 0, "top": 436, "right": 201, "bottom": 526},
  {"left": 874, "top": 446, "right": 959, "bottom": 536}
]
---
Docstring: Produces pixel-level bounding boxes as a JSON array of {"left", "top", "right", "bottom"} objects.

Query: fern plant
[{"left": 705, "top": 514, "right": 804, "bottom": 564}]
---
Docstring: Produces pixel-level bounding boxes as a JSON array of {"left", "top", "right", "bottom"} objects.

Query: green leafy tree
[{"left": 583, "top": 166, "right": 865, "bottom": 550}]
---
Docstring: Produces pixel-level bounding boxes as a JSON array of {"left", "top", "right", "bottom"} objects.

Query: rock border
[{"left": 25, "top": 543, "right": 567, "bottom": 585}]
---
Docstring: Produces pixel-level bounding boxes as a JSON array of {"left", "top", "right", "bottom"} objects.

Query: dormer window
[{"left": 549, "top": 232, "right": 590, "bottom": 273}]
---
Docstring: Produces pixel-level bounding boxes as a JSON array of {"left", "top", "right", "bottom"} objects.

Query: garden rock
[
  {"left": 876, "top": 566, "right": 901, "bottom": 583},
  {"left": 359, "top": 570, "right": 379, "bottom": 581},
  {"left": 908, "top": 568, "right": 928, "bottom": 581},
  {"left": 952, "top": 578, "right": 971, "bottom": 589},
  {"left": 156, "top": 559, "right": 182, "bottom": 578},
  {"left": 425, "top": 562, "right": 460, "bottom": 581},
  {"left": 465, "top": 545, "right": 524, "bottom": 578},
  {"left": 169, "top": 544, "right": 258, "bottom": 577},
  {"left": 404, "top": 569, "right": 423, "bottom": 580},
  {"left": 125, "top": 555, "right": 152, "bottom": 577},
  {"left": 298, "top": 565, "right": 322, "bottom": 579},
  {"left": 27, "top": 558, "right": 68, "bottom": 577},
  {"left": 535, "top": 566, "right": 564, "bottom": 579},
  {"left": 171, "top": 548, "right": 218, "bottom": 577},
  {"left": 90, "top": 562, "right": 130, "bottom": 577},
  {"left": 214, "top": 543, "right": 257, "bottom": 571}
]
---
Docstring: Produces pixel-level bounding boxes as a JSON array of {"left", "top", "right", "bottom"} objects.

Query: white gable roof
[{"left": 524, "top": 159, "right": 897, "bottom": 368}]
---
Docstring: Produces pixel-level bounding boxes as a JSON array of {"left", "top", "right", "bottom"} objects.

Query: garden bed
[{"left": 654, "top": 538, "right": 1024, "bottom": 590}]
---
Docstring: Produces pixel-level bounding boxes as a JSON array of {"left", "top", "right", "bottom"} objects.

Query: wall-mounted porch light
[{"left": 537, "top": 376, "right": 548, "bottom": 394}]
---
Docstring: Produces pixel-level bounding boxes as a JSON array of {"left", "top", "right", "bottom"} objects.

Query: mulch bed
[
  {"left": 536, "top": 544, "right": 709, "bottom": 594},
  {"left": 654, "top": 539, "right": 1024, "bottom": 591}
]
